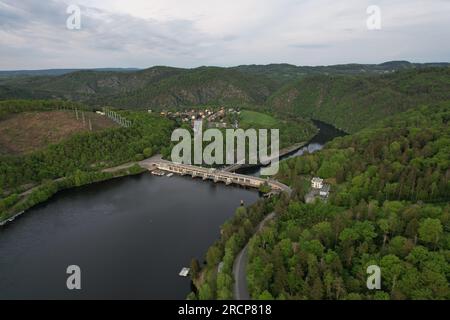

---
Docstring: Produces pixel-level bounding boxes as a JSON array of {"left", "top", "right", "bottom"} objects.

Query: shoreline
[
  {"left": 0, "top": 164, "right": 145, "bottom": 227},
  {"left": 0, "top": 122, "right": 325, "bottom": 227}
]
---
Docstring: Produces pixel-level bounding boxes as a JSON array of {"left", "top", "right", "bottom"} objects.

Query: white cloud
[{"left": 0, "top": 0, "right": 449, "bottom": 69}]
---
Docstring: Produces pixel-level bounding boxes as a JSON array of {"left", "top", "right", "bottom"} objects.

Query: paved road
[{"left": 233, "top": 212, "right": 276, "bottom": 300}]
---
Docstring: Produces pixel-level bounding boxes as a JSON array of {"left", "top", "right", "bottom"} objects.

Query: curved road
[{"left": 233, "top": 212, "right": 276, "bottom": 300}]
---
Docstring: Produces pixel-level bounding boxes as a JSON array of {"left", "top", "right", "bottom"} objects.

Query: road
[
  {"left": 233, "top": 212, "right": 276, "bottom": 300},
  {"left": 223, "top": 141, "right": 307, "bottom": 173}
]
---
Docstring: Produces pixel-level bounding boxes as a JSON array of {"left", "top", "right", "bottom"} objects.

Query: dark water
[
  {"left": 0, "top": 174, "right": 259, "bottom": 299},
  {"left": 237, "top": 120, "right": 347, "bottom": 176}
]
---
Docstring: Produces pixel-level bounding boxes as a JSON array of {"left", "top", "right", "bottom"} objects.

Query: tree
[
  {"left": 418, "top": 218, "right": 443, "bottom": 248},
  {"left": 377, "top": 218, "right": 390, "bottom": 247},
  {"left": 373, "top": 291, "right": 390, "bottom": 300},
  {"left": 198, "top": 283, "right": 213, "bottom": 300},
  {"left": 310, "top": 277, "right": 324, "bottom": 300},
  {"left": 346, "top": 293, "right": 362, "bottom": 300},
  {"left": 405, "top": 218, "right": 420, "bottom": 244},
  {"left": 258, "top": 182, "right": 271, "bottom": 194},
  {"left": 380, "top": 255, "right": 404, "bottom": 292},
  {"left": 190, "top": 258, "right": 200, "bottom": 279},
  {"left": 216, "top": 273, "right": 233, "bottom": 300},
  {"left": 258, "top": 290, "right": 274, "bottom": 300},
  {"left": 389, "top": 236, "right": 413, "bottom": 258},
  {"left": 206, "top": 245, "right": 222, "bottom": 267},
  {"left": 143, "top": 147, "right": 153, "bottom": 158}
]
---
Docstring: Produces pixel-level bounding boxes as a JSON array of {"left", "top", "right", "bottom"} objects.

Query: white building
[
  {"left": 311, "top": 177, "right": 324, "bottom": 189},
  {"left": 320, "top": 184, "right": 330, "bottom": 197}
]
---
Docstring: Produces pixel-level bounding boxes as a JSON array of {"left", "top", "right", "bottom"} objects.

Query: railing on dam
[
  {"left": 139, "top": 157, "right": 292, "bottom": 195},
  {"left": 156, "top": 163, "right": 262, "bottom": 188}
]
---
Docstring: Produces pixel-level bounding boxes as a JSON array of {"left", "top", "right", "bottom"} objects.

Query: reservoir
[
  {"left": 0, "top": 174, "right": 259, "bottom": 299},
  {"left": 0, "top": 120, "right": 344, "bottom": 300}
]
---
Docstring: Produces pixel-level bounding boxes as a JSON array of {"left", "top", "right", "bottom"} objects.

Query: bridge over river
[{"left": 140, "top": 156, "right": 291, "bottom": 195}]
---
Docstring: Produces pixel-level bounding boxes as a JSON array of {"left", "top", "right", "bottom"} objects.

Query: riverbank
[{"left": 0, "top": 163, "right": 145, "bottom": 226}]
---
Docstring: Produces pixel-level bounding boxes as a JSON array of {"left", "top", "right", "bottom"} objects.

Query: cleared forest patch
[{"left": 0, "top": 111, "right": 117, "bottom": 155}]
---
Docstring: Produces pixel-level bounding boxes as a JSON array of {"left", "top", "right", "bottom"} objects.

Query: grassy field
[
  {"left": 238, "top": 109, "right": 317, "bottom": 148},
  {"left": 0, "top": 111, "right": 117, "bottom": 155},
  {"left": 239, "top": 110, "right": 279, "bottom": 128}
]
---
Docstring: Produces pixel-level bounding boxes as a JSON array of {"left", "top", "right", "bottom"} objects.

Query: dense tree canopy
[{"left": 246, "top": 103, "right": 449, "bottom": 300}]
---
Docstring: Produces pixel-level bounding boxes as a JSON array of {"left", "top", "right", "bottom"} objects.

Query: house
[
  {"left": 311, "top": 177, "right": 324, "bottom": 189},
  {"left": 320, "top": 184, "right": 330, "bottom": 197},
  {"left": 305, "top": 177, "right": 330, "bottom": 203}
]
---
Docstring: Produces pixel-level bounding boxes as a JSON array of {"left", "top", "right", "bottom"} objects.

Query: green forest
[
  {"left": 245, "top": 103, "right": 449, "bottom": 300},
  {"left": 269, "top": 68, "right": 450, "bottom": 133},
  {"left": 1, "top": 64, "right": 449, "bottom": 121},
  {"left": 190, "top": 102, "right": 449, "bottom": 300}
]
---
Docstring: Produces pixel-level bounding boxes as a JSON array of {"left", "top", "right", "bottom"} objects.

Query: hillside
[
  {"left": 0, "top": 68, "right": 140, "bottom": 79},
  {"left": 268, "top": 68, "right": 450, "bottom": 133},
  {"left": 103, "top": 67, "right": 278, "bottom": 109},
  {"left": 233, "top": 61, "right": 450, "bottom": 85},
  {"left": 0, "top": 66, "right": 277, "bottom": 109},
  {"left": 190, "top": 102, "right": 450, "bottom": 300},
  {"left": 246, "top": 102, "right": 450, "bottom": 300},
  {"left": 1, "top": 62, "right": 449, "bottom": 118},
  {"left": 0, "top": 111, "right": 117, "bottom": 155},
  {"left": 0, "top": 66, "right": 185, "bottom": 103}
]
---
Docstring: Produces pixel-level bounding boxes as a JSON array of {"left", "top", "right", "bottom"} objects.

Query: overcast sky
[{"left": 0, "top": 0, "right": 449, "bottom": 70}]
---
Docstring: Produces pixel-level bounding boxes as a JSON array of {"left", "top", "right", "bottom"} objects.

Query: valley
[{"left": 0, "top": 62, "right": 448, "bottom": 301}]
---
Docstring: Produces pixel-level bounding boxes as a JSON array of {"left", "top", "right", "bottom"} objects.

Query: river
[
  {"left": 237, "top": 120, "right": 347, "bottom": 176},
  {"left": 0, "top": 119, "right": 345, "bottom": 300}
]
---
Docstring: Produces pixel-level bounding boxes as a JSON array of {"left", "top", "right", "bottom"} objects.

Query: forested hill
[
  {"left": 269, "top": 68, "right": 450, "bottom": 133},
  {"left": 0, "top": 66, "right": 279, "bottom": 108},
  {"left": 1, "top": 62, "right": 449, "bottom": 117},
  {"left": 0, "top": 66, "right": 185, "bottom": 103},
  {"left": 102, "top": 67, "right": 278, "bottom": 109},
  {"left": 0, "top": 68, "right": 140, "bottom": 79},
  {"left": 245, "top": 102, "right": 450, "bottom": 300},
  {"left": 233, "top": 61, "right": 450, "bottom": 85}
]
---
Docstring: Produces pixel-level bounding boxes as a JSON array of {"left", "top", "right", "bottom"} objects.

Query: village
[{"left": 151, "top": 106, "right": 241, "bottom": 129}]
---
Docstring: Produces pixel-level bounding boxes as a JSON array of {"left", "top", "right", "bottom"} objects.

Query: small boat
[
  {"left": 151, "top": 170, "right": 165, "bottom": 176},
  {"left": 179, "top": 267, "right": 190, "bottom": 277},
  {"left": 167, "top": 173, "right": 174, "bottom": 177}
]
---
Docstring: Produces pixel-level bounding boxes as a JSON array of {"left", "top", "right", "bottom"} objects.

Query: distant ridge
[
  {"left": 0, "top": 61, "right": 449, "bottom": 133},
  {"left": 2, "top": 61, "right": 449, "bottom": 79},
  {"left": 0, "top": 68, "right": 141, "bottom": 78}
]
